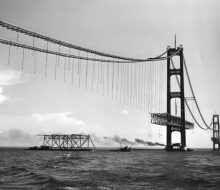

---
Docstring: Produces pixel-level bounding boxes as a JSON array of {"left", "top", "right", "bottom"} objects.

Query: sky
[{"left": 0, "top": 0, "right": 219, "bottom": 148}]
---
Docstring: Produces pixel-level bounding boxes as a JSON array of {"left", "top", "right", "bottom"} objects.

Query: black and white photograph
[{"left": 0, "top": 0, "right": 219, "bottom": 189}]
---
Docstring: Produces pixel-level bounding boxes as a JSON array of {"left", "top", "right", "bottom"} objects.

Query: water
[{"left": 0, "top": 148, "right": 220, "bottom": 190}]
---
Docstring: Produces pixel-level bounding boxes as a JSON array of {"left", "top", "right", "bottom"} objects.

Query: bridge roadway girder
[{"left": 151, "top": 113, "right": 194, "bottom": 130}]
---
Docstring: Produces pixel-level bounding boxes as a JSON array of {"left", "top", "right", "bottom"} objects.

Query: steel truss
[
  {"left": 40, "top": 134, "right": 95, "bottom": 150},
  {"left": 151, "top": 113, "right": 194, "bottom": 130}
]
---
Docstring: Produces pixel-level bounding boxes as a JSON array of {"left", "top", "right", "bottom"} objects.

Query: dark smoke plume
[
  {"left": 135, "top": 138, "right": 165, "bottom": 146},
  {"left": 103, "top": 135, "right": 134, "bottom": 145},
  {"left": 102, "top": 135, "right": 165, "bottom": 147}
]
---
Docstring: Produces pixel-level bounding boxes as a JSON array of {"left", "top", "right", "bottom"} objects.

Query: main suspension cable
[
  {"left": 0, "top": 20, "right": 150, "bottom": 62},
  {"left": 170, "top": 58, "right": 211, "bottom": 130},
  {"left": 183, "top": 55, "right": 212, "bottom": 129}
]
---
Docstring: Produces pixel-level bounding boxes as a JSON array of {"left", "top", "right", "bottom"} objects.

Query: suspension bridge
[{"left": 0, "top": 20, "right": 219, "bottom": 151}]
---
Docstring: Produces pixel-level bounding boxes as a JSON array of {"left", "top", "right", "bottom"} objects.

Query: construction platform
[
  {"left": 29, "top": 134, "right": 95, "bottom": 151},
  {"left": 151, "top": 113, "right": 194, "bottom": 130}
]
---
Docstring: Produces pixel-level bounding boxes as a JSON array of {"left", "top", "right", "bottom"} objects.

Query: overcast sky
[{"left": 0, "top": 0, "right": 219, "bottom": 148}]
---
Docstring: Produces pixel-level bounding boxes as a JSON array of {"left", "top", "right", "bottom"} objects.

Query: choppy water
[{"left": 0, "top": 148, "right": 220, "bottom": 190}]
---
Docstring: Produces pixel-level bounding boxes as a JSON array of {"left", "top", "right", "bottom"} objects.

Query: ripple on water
[{"left": 0, "top": 149, "right": 220, "bottom": 189}]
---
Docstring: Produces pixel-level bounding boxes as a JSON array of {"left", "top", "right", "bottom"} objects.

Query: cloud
[
  {"left": 0, "top": 129, "right": 41, "bottom": 147},
  {"left": 0, "top": 68, "right": 28, "bottom": 103},
  {"left": 120, "top": 109, "right": 129, "bottom": 115},
  {"left": 31, "top": 112, "right": 105, "bottom": 135},
  {"left": 31, "top": 112, "right": 87, "bottom": 134},
  {"left": 32, "top": 112, "right": 85, "bottom": 126},
  {"left": 0, "top": 69, "right": 26, "bottom": 86},
  {"left": 0, "top": 87, "right": 9, "bottom": 103}
]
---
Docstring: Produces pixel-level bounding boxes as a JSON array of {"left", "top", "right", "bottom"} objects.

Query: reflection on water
[{"left": 0, "top": 148, "right": 220, "bottom": 189}]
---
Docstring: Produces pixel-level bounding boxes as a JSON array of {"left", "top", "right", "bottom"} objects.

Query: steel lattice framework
[
  {"left": 40, "top": 134, "right": 95, "bottom": 150},
  {"left": 151, "top": 113, "right": 194, "bottom": 130}
]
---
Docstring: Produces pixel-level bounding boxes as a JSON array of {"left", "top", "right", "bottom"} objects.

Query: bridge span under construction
[{"left": 29, "top": 134, "right": 95, "bottom": 151}]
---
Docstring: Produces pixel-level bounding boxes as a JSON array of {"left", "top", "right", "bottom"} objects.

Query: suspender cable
[
  {"left": 139, "top": 63, "right": 142, "bottom": 109},
  {"left": 124, "top": 63, "right": 126, "bottom": 104},
  {"left": 64, "top": 57, "right": 66, "bottom": 83},
  {"left": 122, "top": 63, "right": 125, "bottom": 104},
  {"left": 97, "top": 58, "right": 100, "bottom": 95},
  {"left": 124, "top": 63, "right": 126, "bottom": 105},
  {"left": 8, "top": 45, "right": 11, "bottom": 65},
  {"left": 102, "top": 61, "right": 105, "bottom": 96},
  {"left": 144, "top": 62, "right": 147, "bottom": 112},
  {"left": 137, "top": 63, "right": 141, "bottom": 110},
  {"left": 126, "top": 63, "right": 129, "bottom": 105},
  {"left": 55, "top": 55, "right": 57, "bottom": 79},
  {"left": 78, "top": 51, "right": 81, "bottom": 88},
  {"left": 134, "top": 62, "right": 137, "bottom": 108},
  {"left": 130, "top": 62, "right": 133, "bottom": 107},
  {"left": 72, "top": 58, "right": 74, "bottom": 85},
  {"left": 107, "top": 61, "right": 109, "bottom": 98},
  {"left": 113, "top": 61, "right": 116, "bottom": 99},
  {"left": 149, "top": 62, "right": 152, "bottom": 112},
  {"left": 120, "top": 63, "right": 122, "bottom": 103},
  {"left": 16, "top": 32, "right": 19, "bottom": 50},
  {"left": 21, "top": 48, "right": 24, "bottom": 69},
  {"left": 34, "top": 51, "right": 37, "bottom": 74},
  {"left": 58, "top": 45, "right": 60, "bottom": 67},
  {"left": 156, "top": 62, "right": 158, "bottom": 111},
  {"left": 100, "top": 57, "right": 103, "bottom": 85},
  {"left": 112, "top": 60, "right": 115, "bottom": 100},
  {"left": 92, "top": 54, "right": 95, "bottom": 92},
  {"left": 136, "top": 63, "right": 138, "bottom": 108},
  {"left": 116, "top": 61, "right": 119, "bottom": 101},
  {"left": 141, "top": 62, "right": 144, "bottom": 110},
  {"left": 45, "top": 42, "right": 48, "bottom": 77},
  {"left": 86, "top": 52, "right": 88, "bottom": 90},
  {"left": 68, "top": 48, "right": 71, "bottom": 71},
  {"left": 32, "top": 37, "right": 35, "bottom": 55}
]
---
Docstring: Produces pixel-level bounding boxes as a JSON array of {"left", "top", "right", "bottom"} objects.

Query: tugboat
[
  {"left": 29, "top": 145, "right": 50, "bottom": 150},
  {"left": 110, "top": 146, "right": 132, "bottom": 152}
]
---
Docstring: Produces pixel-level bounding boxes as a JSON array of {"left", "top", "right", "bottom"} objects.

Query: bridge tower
[
  {"left": 166, "top": 45, "right": 185, "bottom": 150},
  {"left": 151, "top": 45, "right": 194, "bottom": 151},
  {"left": 212, "top": 114, "right": 220, "bottom": 150}
]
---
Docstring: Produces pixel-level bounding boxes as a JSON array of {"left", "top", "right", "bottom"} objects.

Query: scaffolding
[{"left": 38, "top": 134, "right": 95, "bottom": 150}]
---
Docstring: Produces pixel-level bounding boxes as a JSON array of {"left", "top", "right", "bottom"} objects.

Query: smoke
[
  {"left": 135, "top": 138, "right": 165, "bottom": 147},
  {"left": 91, "top": 134, "right": 165, "bottom": 147},
  {"left": 103, "top": 135, "right": 134, "bottom": 145}
]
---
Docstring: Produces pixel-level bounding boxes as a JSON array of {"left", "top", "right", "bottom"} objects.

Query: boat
[{"left": 110, "top": 146, "right": 132, "bottom": 152}]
